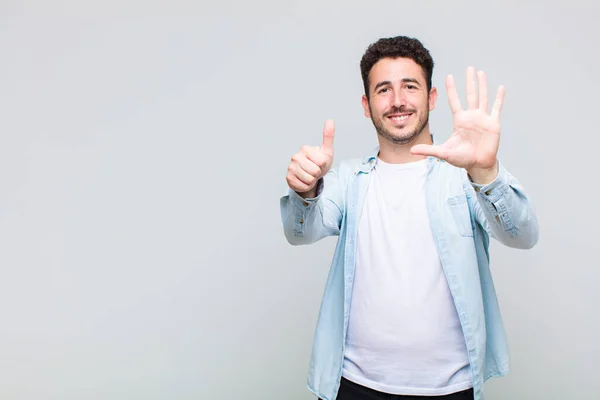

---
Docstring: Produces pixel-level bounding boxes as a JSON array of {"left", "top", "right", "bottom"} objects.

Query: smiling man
[{"left": 280, "top": 36, "right": 538, "bottom": 400}]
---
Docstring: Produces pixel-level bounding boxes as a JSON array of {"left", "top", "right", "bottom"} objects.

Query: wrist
[
  {"left": 298, "top": 187, "right": 318, "bottom": 199},
  {"left": 298, "top": 178, "right": 323, "bottom": 199},
  {"left": 467, "top": 160, "right": 498, "bottom": 185}
]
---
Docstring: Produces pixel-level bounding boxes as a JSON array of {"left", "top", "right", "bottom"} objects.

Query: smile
[{"left": 387, "top": 113, "right": 412, "bottom": 122}]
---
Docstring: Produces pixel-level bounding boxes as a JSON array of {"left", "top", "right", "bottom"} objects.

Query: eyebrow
[{"left": 373, "top": 78, "right": 421, "bottom": 92}]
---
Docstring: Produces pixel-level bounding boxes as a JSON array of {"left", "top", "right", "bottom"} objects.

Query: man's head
[{"left": 360, "top": 36, "right": 437, "bottom": 145}]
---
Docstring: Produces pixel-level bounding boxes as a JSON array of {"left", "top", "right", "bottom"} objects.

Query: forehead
[{"left": 368, "top": 57, "right": 426, "bottom": 85}]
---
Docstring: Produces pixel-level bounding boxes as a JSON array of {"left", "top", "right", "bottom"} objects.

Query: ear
[
  {"left": 428, "top": 87, "right": 438, "bottom": 111},
  {"left": 362, "top": 95, "right": 371, "bottom": 118}
]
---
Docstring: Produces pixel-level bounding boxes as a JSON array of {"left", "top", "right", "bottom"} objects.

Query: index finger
[
  {"left": 446, "top": 75, "right": 462, "bottom": 114},
  {"left": 491, "top": 85, "right": 506, "bottom": 119}
]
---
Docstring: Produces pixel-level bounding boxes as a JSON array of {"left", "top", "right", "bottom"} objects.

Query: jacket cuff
[
  {"left": 286, "top": 178, "right": 324, "bottom": 208},
  {"left": 469, "top": 161, "right": 508, "bottom": 203}
]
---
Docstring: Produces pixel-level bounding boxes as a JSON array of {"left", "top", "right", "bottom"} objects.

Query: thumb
[
  {"left": 410, "top": 144, "right": 448, "bottom": 160},
  {"left": 321, "top": 119, "right": 335, "bottom": 154}
]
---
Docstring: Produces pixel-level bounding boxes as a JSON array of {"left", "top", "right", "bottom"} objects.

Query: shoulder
[
  {"left": 336, "top": 146, "right": 379, "bottom": 176},
  {"left": 338, "top": 158, "right": 362, "bottom": 174}
]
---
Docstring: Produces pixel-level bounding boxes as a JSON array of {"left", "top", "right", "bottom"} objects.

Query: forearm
[
  {"left": 280, "top": 175, "right": 342, "bottom": 246},
  {"left": 469, "top": 163, "right": 539, "bottom": 249}
]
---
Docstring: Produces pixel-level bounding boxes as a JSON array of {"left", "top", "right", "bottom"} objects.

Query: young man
[{"left": 280, "top": 36, "right": 538, "bottom": 400}]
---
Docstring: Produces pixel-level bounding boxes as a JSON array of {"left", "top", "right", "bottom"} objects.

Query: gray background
[{"left": 0, "top": 1, "right": 597, "bottom": 399}]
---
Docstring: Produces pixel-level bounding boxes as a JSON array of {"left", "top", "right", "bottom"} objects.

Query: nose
[{"left": 392, "top": 88, "right": 407, "bottom": 108}]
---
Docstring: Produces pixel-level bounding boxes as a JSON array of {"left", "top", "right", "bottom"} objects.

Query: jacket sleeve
[
  {"left": 279, "top": 166, "right": 346, "bottom": 246},
  {"left": 465, "top": 162, "right": 539, "bottom": 249}
]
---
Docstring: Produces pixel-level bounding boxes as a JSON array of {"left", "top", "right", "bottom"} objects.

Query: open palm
[{"left": 411, "top": 67, "right": 505, "bottom": 171}]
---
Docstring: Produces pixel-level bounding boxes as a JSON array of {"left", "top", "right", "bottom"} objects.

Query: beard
[{"left": 370, "top": 105, "right": 429, "bottom": 145}]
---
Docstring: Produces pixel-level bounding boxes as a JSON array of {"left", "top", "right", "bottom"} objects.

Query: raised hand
[
  {"left": 411, "top": 67, "right": 505, "bottom": 183},
  {"left": 286, "top": 120, "right": 335, "bottom": 197}
]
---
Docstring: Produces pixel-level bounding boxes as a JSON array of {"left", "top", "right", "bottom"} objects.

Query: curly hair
[{"left": 360, "top": 36, "right": 434, "bottom": 99}]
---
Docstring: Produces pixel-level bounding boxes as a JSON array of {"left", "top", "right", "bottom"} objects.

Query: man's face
[{"left": 362, "top": 57, "right": 437, "bottom": 145}]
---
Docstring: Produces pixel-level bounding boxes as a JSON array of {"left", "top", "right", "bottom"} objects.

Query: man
[{"left": 280, "top": 36, "right": 538, "bottom": 400}]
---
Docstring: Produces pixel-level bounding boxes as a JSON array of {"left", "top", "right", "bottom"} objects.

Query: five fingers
[{"left": 447, "top": 67, "right": 505, "bottom": 118}]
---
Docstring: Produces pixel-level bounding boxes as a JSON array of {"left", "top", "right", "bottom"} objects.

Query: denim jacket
[{"left": 279, "top": 146, "right": 539, "bottom": 400}]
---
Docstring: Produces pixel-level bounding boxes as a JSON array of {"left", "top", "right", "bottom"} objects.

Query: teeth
[{"left": 391, "top": 115, "right": 409, "bottom": 121}]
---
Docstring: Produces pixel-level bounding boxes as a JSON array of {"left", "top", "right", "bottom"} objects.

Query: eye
[
  {"left": 406, "top": 85, "right": 417, "bottom": 90},
  {"left": 378, "top": 87, "right": 390, "bottom": 94}
]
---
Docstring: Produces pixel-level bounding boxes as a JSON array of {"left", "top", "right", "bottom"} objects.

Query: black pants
[{"left": 320, "top": 377, "right": 474, "bottom": 400}]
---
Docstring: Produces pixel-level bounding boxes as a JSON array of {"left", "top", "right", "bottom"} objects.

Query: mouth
[{"left": 387, "top": 113, "right": 413, "bottom": 124}]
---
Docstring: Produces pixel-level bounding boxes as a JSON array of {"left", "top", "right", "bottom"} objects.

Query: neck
[{"left": 377, "top": 127, "right": 433, "bottom": 163}]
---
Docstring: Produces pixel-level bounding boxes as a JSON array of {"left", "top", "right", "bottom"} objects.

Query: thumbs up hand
[{"left": 286, "top": 120, "right": 335, "bottom": 198}]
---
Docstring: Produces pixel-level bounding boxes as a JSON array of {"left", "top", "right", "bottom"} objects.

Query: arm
[
  {"left": 464, "top": 162, "right": 539, "bottom": 249},
  {"left": 411, "top": 67, "right": 539, "bottom": 249},
  {"left": 280, "top": 119, "right": 342, "bottom": 245},
  {"left": 280, "top": 168, "right": 345, "bottom": 246}
]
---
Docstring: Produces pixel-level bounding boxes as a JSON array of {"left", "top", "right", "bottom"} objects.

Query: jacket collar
[{"left": 357, "top": 134, "right": 439, "bottom": 173}]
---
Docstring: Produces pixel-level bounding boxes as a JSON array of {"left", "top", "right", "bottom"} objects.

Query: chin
[
  {"left": 389, "top": 123, "right": 413, "bottom": 134},
  {"left": 390, "top": 129, "right": 421, "bottom": 145}
]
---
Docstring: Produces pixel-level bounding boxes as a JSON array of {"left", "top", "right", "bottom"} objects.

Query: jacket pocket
[{"left": 447, "top": 194, "right": 474, "bottom": 237}]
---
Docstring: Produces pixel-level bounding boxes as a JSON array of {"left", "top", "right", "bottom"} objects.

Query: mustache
[{"left": 383, "top": 106, "right": 416, "bottom": 117}]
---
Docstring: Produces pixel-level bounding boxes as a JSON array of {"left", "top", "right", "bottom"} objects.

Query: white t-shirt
[{"left": 342, "top": 157, "right": 472, "bottom": 396}]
